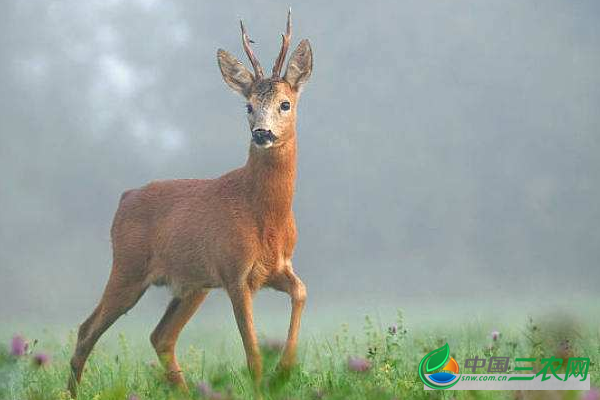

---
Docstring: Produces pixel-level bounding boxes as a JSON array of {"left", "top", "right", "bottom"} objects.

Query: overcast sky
[{"left": 1, "top": 0, "right": 599, "bottom": 327}]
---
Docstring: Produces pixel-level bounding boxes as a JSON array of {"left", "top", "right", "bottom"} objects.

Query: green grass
[{"left": 1, "top": 311, "right": 598, "bottom": 400}]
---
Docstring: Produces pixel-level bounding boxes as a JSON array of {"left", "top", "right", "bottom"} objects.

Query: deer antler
[
  {"left": 240, "top": 19, "right": 264, "bottom": 80},
  {"left": 272, "top": 9, "right": 292, "bottom": 78}
]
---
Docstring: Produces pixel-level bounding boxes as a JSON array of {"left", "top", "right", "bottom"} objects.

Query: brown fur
[{"left": 68, "top": 14, "right": 312, "bottom": 398}]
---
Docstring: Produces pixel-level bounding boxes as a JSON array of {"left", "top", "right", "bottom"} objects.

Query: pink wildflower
[{"left": 348, "top": 356, "right": 371, "bottom": 372}]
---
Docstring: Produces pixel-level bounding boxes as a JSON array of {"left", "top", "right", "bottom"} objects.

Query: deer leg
[
  {"left": 228, "top": 283, "right": 262, "bottom": 394},
  {"left": 68, "top": 269, "right": 148, "bottom": 397},
  {"left": 150, "top": 291, "right": 209, "bottom": 388},
  {"left": 269, "top": 269, "right": 306, "bottom": 370}
]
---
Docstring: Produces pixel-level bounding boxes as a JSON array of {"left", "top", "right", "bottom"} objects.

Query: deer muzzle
[{"left": 251, "top": 129, "right": 277, "bottom": 147}]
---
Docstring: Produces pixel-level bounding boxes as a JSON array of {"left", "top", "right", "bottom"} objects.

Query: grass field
[{"left": 1, "top": 310, "right": 598, "bottom": 400}]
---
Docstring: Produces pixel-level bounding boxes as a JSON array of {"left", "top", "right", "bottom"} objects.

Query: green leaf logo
[
  {"left": 425, "top": 343, "right": 450, "bottom": 373},
  {"left": 419, "top": 343, "right": 460, "bottom": 390}
]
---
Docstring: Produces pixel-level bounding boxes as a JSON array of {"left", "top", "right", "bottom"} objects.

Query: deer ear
[
  {"left": 217, "top": 49, "right": 254, "bottom": 97},
  {"left": 284, "top": 39, "right": 312, "bottom": 91}
]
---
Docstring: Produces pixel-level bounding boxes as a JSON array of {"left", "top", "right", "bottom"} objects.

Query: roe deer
[{"left": 68, "top": 10, "right": 312, "bottom": 397}]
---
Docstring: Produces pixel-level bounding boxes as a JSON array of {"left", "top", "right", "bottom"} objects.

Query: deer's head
[{"left": 217, "top": 11, "right": 312, "bottom": 149}]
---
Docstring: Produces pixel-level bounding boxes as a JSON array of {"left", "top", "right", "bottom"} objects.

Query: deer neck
[{"left": 244, "top": 133, "right": 297, "bottom": 222}]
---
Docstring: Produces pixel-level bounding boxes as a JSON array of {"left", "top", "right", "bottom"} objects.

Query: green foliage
[{"left": 0, "top": 313, "right": 598, "bottom": 400}]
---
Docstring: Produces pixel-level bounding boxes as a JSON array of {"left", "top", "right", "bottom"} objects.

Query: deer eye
[
  {"left": 280, "top": 101, "right": 291, "bottom": 111},
  {"left": 246, "top": 104, "right": 253, "bottom": 114}
]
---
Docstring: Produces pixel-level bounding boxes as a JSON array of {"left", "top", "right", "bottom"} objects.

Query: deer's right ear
[
  {"left": 217, "top": 49, "right": 254, "bottom": 97},
  {"left": 284, "top": 39, "right": 313, "bottom": 91}
]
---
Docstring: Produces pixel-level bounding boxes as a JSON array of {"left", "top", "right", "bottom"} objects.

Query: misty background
[{"left": 1, "top": 0, "right": 599, "bottom": 332}]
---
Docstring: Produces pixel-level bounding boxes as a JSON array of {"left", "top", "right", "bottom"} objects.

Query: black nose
[{"left": 251, "top": 129, "right": 277, "bottom": 145}]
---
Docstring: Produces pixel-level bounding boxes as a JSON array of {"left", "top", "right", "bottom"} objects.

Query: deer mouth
[{"left": 251, "top": 129, "right": 277, "bottom": 148}]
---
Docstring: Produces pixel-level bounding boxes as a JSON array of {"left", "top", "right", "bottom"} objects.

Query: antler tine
[
  {"left": 240, "top": 19, "right": 264, "bottom": 80},
  {"left": 272, "top": 8, "right": 292, "bottom": 78}
]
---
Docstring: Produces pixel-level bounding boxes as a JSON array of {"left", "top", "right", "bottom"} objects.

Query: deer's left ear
[
  {"left": 284, "top": 39, "right": 312, "bottom": 91},
  {"left": 217, "top": 49, "right": 255, "bottom": 97}
]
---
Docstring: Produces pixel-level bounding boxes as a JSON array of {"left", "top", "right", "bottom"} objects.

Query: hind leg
[
  {"left": 68, "top": 268, "right": 148, "bottom": 397},
  {"left": 150, "top": 291, "right": 209, "bottom": 388}
]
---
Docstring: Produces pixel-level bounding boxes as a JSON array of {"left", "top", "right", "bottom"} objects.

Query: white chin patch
[{"left": 253, "top": 141, "right": 274, "bottom": 149}]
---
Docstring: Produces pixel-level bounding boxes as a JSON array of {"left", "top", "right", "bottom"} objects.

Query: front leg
[
  {"left": 269, "top": 267, "right": 307, "bottom": 370},
  {"left": 228, "top": 283, "right": 262, "bottom": 394}
]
